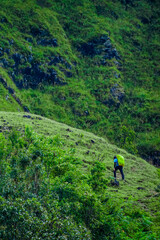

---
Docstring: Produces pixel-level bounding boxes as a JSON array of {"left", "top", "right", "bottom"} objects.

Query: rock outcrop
[
  {"left": 78, "top": 34, "right": 121, "bottom": 64},
  {"left": 0, "top": 31, "right": 73, "bottom": 89}
]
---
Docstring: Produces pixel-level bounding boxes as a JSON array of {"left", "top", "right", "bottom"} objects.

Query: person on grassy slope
[{"left": 114, "top": 155, "right": 124, "bottom": 180}]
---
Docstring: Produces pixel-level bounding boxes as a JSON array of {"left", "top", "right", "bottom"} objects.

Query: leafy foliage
[{"left": 0, "top": 128, "right": 158, "bottom": 239}]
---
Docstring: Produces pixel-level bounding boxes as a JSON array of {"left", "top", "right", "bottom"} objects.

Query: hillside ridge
[
  {"left": 0, "top": 0, "right": 159, "bottom": 165},
  {"left": 0, "top": 111, "right": 159, "bottom": 197}
]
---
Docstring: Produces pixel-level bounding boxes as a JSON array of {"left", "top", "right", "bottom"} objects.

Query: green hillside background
[
  {"left": 0, "top": 0, "right": 159, "bottom": 164},
  {"left": 0, "top": 0, "right": 160, "bottom": 238}
]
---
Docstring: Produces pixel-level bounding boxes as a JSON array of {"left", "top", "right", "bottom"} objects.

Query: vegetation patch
[{"left": 0, "top": 122, "right": 159, "bottom": 239}]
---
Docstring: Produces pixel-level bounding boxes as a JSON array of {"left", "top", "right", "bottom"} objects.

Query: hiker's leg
[
  {"left": 114, "top": 167, "right": 118, "bottom": 179},
  {"left": 119, "top": 166, "right": 124, "bottom": 180}
]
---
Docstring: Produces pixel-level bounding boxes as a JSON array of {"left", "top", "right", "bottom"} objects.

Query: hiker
[{"left": 114, "top": 155, "right": 124, "bottom": 180}]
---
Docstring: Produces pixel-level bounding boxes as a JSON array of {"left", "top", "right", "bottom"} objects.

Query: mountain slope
[
  {"left": 0, "top": 0, "right": 160, "bottom": 164},
  {"left": 0, "top": 112, "right": 159, "bottom": 221},
  {"left": 0, "top": 111, "right": 160, "bottom": 238}
]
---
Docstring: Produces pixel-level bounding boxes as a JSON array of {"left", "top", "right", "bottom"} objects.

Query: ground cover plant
[{"left": 0, "top": 0, "right": 159, "bottom": 165}]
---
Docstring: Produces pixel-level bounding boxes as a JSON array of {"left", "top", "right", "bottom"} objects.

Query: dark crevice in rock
[{"left": 37, "top": 38, "right": 58, "bottom": 47}]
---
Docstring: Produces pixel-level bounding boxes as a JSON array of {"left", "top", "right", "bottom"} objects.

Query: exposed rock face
[
  {"left": 78, "top": 35, "right": 123, "bottom": 108},
  {"left": 0, "top": 26, "right": 73, "bottom": 89},
  {"left": 48, "top": 56, "right": 72, "bottom": 70},
  {"left": 100, "top": 84, "right": 125, "bottom": 108},
  {"left": 78, "top": 34, "right": 120, "bottom": 63},
  {"left": 110, "top": 84, "right": 125, "bottom": 102},
  {"left": 0, "top": 40, "right": 72, "bottom": 89},
  {"left": 37, "top": 38, "right": 58, "bottom": 47},
  {"left": 21, "top": 63, "right": 63, "bottom": 89},
  {"left": 12, "top": 53, "right": 24, "bottom": 66}
]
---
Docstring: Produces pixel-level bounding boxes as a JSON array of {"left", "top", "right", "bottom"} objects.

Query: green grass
[
  {"left": 0, "top": 118, "right": 159, "bottom": 239},
  {"left": 0, "top": 0, "right": 159, "bottom": 164},
  {"left": 0, "top": 111, "right": 159, "bottom": 228}
]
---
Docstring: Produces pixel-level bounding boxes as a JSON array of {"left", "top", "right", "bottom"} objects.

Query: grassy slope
[
  {"left": 0, "top": 111, "right": 159, "bottom": 233},
  {"left": 0, "top": 0, "right": 159, "bottom": 161}
]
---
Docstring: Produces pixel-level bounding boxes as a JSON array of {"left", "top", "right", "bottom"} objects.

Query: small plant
[{"left": 89, "top": 160, "right": 108, "bottom": 191}]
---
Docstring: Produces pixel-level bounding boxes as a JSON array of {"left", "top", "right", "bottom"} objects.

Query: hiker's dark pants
[{"left": 114, "top": 166, "right": 124, "bottom": 180}]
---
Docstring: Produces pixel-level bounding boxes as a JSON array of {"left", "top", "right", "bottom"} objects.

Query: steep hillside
[
  {"left": 0, "top": 0, "right": 160, "bottom": 164},
  {"left": 0, "top": 112, "right": 160, "bottom": 239}
]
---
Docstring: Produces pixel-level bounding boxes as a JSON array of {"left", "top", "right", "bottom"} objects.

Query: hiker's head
[{"left": 114, "top": 156, "right": 117, "bottom": 159}]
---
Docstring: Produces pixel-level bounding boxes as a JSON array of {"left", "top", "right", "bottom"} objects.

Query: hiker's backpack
[{"left": 117, "top": 155, "right": 125, "bottom": 167}]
